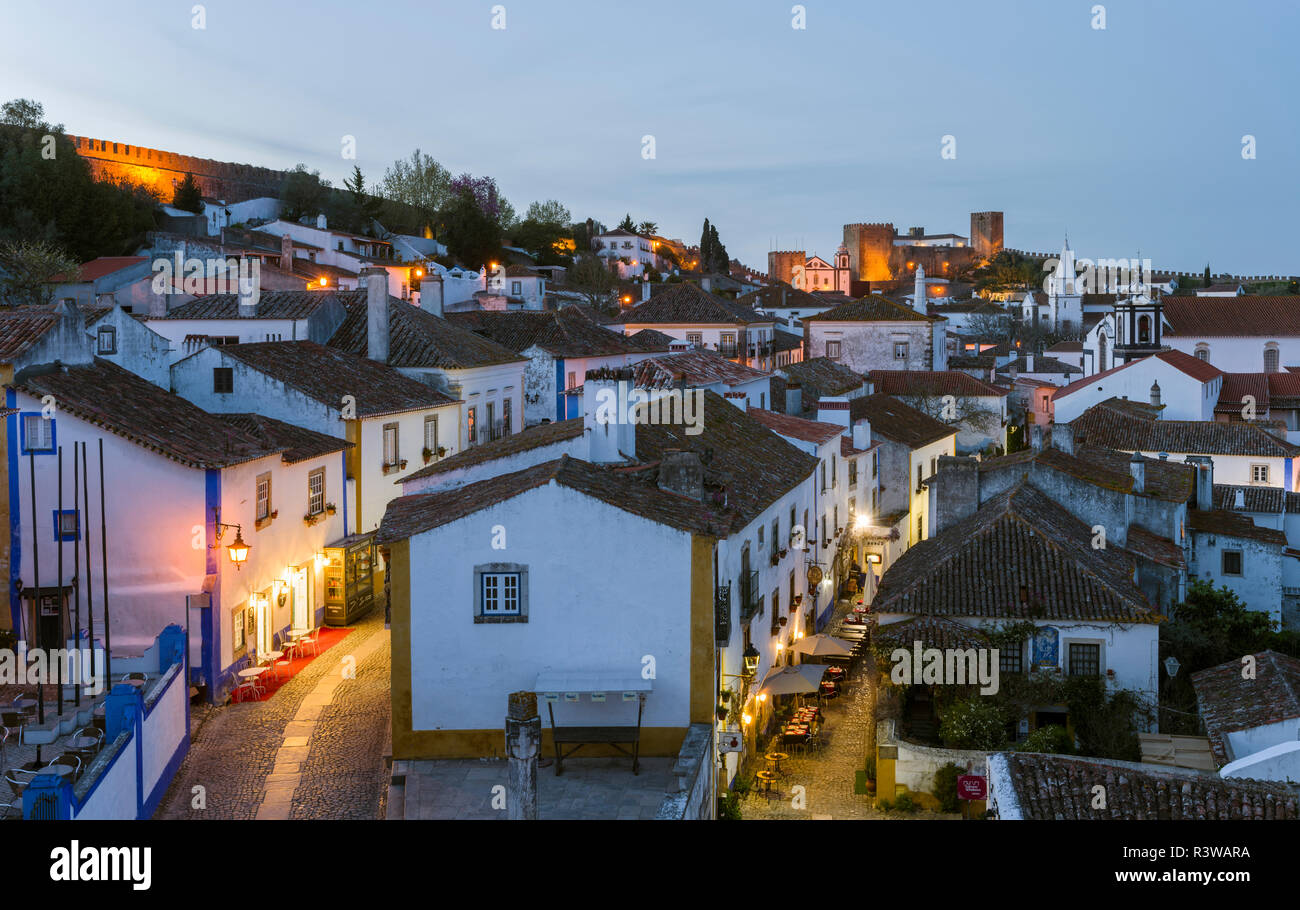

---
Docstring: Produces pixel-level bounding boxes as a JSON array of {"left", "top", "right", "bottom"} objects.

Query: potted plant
[
  {"left": 325, "top": 502, "right": 337, "bottom": 515},
  {"left": 778, "top": 616, "right": 788, "bottom": 627},
  {"left": 864, "top": 755, "right": 877, "bottom": 796},
  {"left": 437, "top": 446, "right": 447, "bottom": 458},
  {"left": 422, "top": 446, "right": 434, "bottom": 464}
]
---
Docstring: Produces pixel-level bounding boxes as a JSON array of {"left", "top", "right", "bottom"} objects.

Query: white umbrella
[
  {"left": 790, "top": 633, "right": 856, "bottom": 658},
  {"left": 757, "top": 664, "right": 825, "bottom": 697}
]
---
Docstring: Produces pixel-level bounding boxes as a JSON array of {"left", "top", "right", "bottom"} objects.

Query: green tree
[
  {"left": 0, "top": 238, "right": 80, "bottom": 307},
  {"left": 699, "top": 218, "right": 712, "bottom": 271},
  {"left": 1203, "top": 264, "right": 1212, "bottom": 287},
  {"left": 339, "top": 165, "right": 384, "bottom": 234},
  {"left": 569, "top": 253, "right": 615, "bottom": 310},
  {"left": 171, "top": 172, "right": 203, "bottom": 213},
  {"left": 618, "top": 213, "right": 636, "bottom": 232},
  {"left": 381, "top": 149, "right": 450, "bottom": 236},
  {"left": 511, "top": 218, "right": 572, "bottom": 266},
  {"left": 938, "top": 697, "right": 1008, "bottom": 750},
  {"left": 525, "top": 199, "right": 570, "bottom": 226},
  {"left": 441, "top": 186, "right": 501, "bottom": 269},
  {"left": 279, "top": 164, "right": 331, "bottom": 223},
  {"left": 637, "top": 220, "right": 658, "bottom": 236},
  {"left": 0, "top": 98, "right": 156, "bottom": 261}
]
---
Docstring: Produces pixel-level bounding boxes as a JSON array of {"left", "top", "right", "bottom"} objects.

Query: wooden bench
[{"left": 549, "top": 725, "right": 642, "bottom": 776}]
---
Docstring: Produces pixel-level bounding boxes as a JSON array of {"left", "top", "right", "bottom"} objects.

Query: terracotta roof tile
[
  {"left": 850, "top": 393, "right": 956, "bottom": 449},
  {"left": 401, "top": 418, "right": 584, "bottom": 483},
  {"left": 215, "top": 413, "right": 352, "bottom": 464},
  {"left": 804, "top": 294, "right": 938, "bottom": 323},
  {"left": 1192, "top": 650, "right": 1300, "bottom": 765},
  {"left": 779, "top": 358, "right": 866, "bottom": 400},
  {"left": 1071, "top": 399, "right": 1300, "bottom": 457},
  {"left": 329, "top": 297, "right": 525, "bottom": 369},
  {"left": 620, "top": 282, "right": 770, "bottom": 326},
  {"left": 869, "top": 370, "right": 1008, "bottom": 398},
  {"left": 214, "top": 340, "right": 457, "bottom": 417},
  {"left": 634, "top": 350, "right": 768, "bottom": 389},
  {"left": 447, "top": 308, "right": 645, "bottom": 358},
  {"left": 1187, "top": 508, "right": 1287, "bottom": 545},
  {"left": 873, "top": 480, "right": 1156, "bottom": 622},
  {"left": 747, "top": 408, "right": 844, "bottom": 445},
  {"left": 993, "top": 752, "right": 1300, "bottom": 819},
  {"left": 1165, "top": 296, "right": 1300, "bottom": 337}
]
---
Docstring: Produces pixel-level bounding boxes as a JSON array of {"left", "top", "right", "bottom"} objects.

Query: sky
[{"left": 2, "top": 0, "right": 1297, "bottom": 275}]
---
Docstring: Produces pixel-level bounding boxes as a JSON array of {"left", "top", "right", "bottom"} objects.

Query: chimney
[
  {"left": 1025, "top": 353, "right": 1034, "bottom": 373},
  {"left": 280, "top": 233, "right": 294, "bottom": 272},
  {"left": 362, "top": 267, "right": 389, "bottom": 363},
  {"left": 852, "top": 418, "right": 870, "bottom": 451},
  {"left": 785, "top": 382, "right": 803, "bottom": 416},
  {"left": 816, "top": 395, "right": 851, "bottom": 431},
  {"left": 914, "top": 265, "right": 925, "bottom": 314},
  {"left": 583, "top": 372, "right": 635, "bottom": 464},
  {"left": 316, "top": 213, "right": 327, "bottom": 230},
  {"left": 238, "top": 280, "right": 257, "bottom": 318},
  {"left": 701, "top": 276, "right": 712, "bottom": 293},
  {"left": 1150, "top": 380, "right": 1161, "bottom": 408},
  {"left": 658, "top": 449, "right": 704, "bottom": 500},
  {"left": 1188, "top": 457, "right": 1214, "bottom": 510},
  {"left": 1234, "top": 487, "right": 1245, "bottom": 509},
  {"left": 1129, "top": 451, "right": 1145, "bottom": 494},
  {"left": 425, "top": 271, "right": 444, "bottom": 318},
  {"left": 931, "top": 456, "right": 979, "bottom": 534},
  {"left": 641, "top": 277, "right": 651, "bottom": 302},
  {"left": 1051, "top": 423, "right": 1074, "bottom": 455}
]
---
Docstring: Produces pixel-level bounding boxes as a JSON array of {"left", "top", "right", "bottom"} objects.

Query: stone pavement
[
  {"left": 390, "top": 755, "right": 674, "bottom": 820},
  {"left": 155, "top": 609, "right": 391, "bottom": 820}
]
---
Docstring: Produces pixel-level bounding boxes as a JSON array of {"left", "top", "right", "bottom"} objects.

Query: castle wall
[
  {"left": 767, "top": 250, "right": 805, "bottom": 285},
  {"left": 843, "top": 223, "right": 895, "bottom": 282},
  {"left": 70, "top": 135, "right": 289, "bottom": 204},
  {"left": 970, "top": 211, "right": 1004, "bottom": 259}
]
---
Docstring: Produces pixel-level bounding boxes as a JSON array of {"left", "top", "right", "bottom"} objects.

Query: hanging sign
[
  {"left": 590, "top": 692, "right": 606, "bottom": 702},
  {"left": 563, "top": 692, "right": 580, "bottom": 703},
  {"left": 622, "top": 691, "right": 638, "bottom": 702}
]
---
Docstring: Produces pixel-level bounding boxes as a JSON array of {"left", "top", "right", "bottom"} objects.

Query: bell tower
[{"left": 1112, "top": 291, "right": 1164, "bottom": 364}]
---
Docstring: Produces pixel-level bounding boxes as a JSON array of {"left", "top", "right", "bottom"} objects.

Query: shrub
[
  {"left": 894, "top": 791, "right": 918, "bottom": 813},
  {"left": 718, "top": 793, "right": 742, "bottom": 820},
  {"left": 939, "top": 697, "right": 1008, "bottom": 750},
  {"left": 1015, "top": 724, "right": 1074, "bottom": 755},
  {"left": 933, "top": 762, "right": 962, "bottom": 812}
]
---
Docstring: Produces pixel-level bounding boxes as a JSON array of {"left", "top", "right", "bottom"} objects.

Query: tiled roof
[
  {"left": 1165, "top": 296, "right": 1300, "bottom": 337},
  {"left": 215, "top": 413, "right": 352, "bottom": 464},
  {"left": 1192, "top": 650, "right": 1300, "bottom": 765},
  {"left": 1213, "top": 483, "right": 1289, "bottom": 513},
  {"left": 992, "top": 752, "right": 1300, "bottom": 820},
  {"left": 873, "top": 481, "right": 1156, "bottom": 622},
  {"left": 153, "top": 290, "right": 361, "bottom": 320},
  {"left": 747, "top": 408, "right": 844, "bottom": 446},
  {"left": 998, "top": 356, "right": 1081, "bottom": 376},
  {"left": 772, "top": 330, "right": 803, "bottom": 352},
  {"left": 213, "top": 340, "right": 457, "bottom": 417},
  {"left": 328, "top": 297, "right": 525, "bottom": 369},
  {"left": 780, "top": 358, "right": 866, "bottom": 399},
  {"left": 803, "top": 295, "right": 937, "bottom": 323},
  {"left": 735, "top": 282, "right": 830, "bottom": 312},
  {"left": 1187, "top": 508, "right": 1287, "bottom": 545},
  {"left": 874, "top": 615, "right": 990, "bottom": 651},
  {"left": 1046, "top": 341, "right": 1083, "bottom": 353},
  {"left": 619, "top": 283, "right": 770, "bottom": 326},
  {"left": 1071, "top": 399, "right": 1300, "bottom": 457},
  {"left": 447, "top": 308, "right": 644, "bottom": 358},
  {"left": 979, "top": 442, "right": 1194, "bottom": 503},
  {"left": 400, "top": 418, "right": 584, "bottom": 483},
  {"left": 0, "top": 309, "right": 60, "bottom": 363},
  {"left": 66, "top": 256, "right": 147, "bottom": 282},
  {"left": 377, "top": 454, "right": 726, "bottom": 544},
  {"left": 1125, "top": 526, "right": 1185, "bottom": 568},
  {"left": 634, "top": 389, "right": 819, "bottom": 533},
  {"left": 1155, "top": 348, "right": 1225, "bottom": 382},
  {"left": 1216, "top": 371, "right": 1300, "bottom": 415},
  {"left": 625, "top": 328, "right": 675, "bottom": 352},
  {"left": 634, "top": 350, "right": 768, "bottom": 389},
  {"left": 849, "top": 393, "right": 956, "bottom": 449},
  {"left": 11, "top": 360, "right": 283, "bottom": 469},
  {"left": 868, "top": 370, "right": 1008, "bottom": 398}
]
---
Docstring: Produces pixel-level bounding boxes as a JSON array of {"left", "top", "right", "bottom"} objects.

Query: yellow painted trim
[
  {"left": 345, "top": 418, "right": 361, "bottom": 531},
  {"left": 689, "top": 536, "right": 715, "bottom": 725}
]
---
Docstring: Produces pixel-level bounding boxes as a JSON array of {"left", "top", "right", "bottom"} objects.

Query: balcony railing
[
  {"left": 739, "top": 569, "right": 760, "bottom": 623},
  {"left": 715, "top": 583, "right": 731, "bottom": 645}
]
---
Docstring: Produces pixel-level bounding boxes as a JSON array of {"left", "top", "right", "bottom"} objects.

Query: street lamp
[
  {"left": 742, "top": 643, "right": 760, "bottom": 678},
  {"left": 211, "top": 510, "right": 250, "bottom": 570}
]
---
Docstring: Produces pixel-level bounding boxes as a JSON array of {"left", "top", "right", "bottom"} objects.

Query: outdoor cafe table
[
  {"left": 756, "top": 770, "right": 779, "bottom": 795},
  {"left": 238, "top": 667, "right": 267, "bottom": 680},
  {"left": 44, "top": 764, "right": 73, "bottom": 781},
  {"left": 765, "top": 751, "right": 789, "bottom": 776}
]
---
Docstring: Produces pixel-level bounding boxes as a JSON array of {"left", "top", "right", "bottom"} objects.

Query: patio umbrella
[
  {"left": 790, "top": 634, "right": 855, "bottom": 658},
  {"left": 757, "top": 665, "right": 824, "bottom": 697}
]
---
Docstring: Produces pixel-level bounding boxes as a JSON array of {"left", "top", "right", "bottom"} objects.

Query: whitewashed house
[
  {"left": 1163, "top": 296, "right": 1300, "bottom": 373},
  {"left": 616, "top": 283, "right": 778, "bottom": 372},
  {"left": 867, "top": 370, "right": 1009, "bottom": 454},
  {"left": 1193, "top": 651, "right": 1300, "bottom": 783},
  {"left": 803, "top": 295, "right": 947, "bottom": 375},
  {"left": 146, "top": 288, "right": 351, "bottom": 362},
  {"left": 9, "top": 360, "right": 348, "bottom": 701},
  {"left": 169, "top": 339, "right": 461, "bottom": 535},
  {"left": 1051, "top": 349, "right": 1224, "bottom": 424}
]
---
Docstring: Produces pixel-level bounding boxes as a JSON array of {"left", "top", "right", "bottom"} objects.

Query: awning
[{"left": 534, "top": 671, "right": 652, "bottom": 695}]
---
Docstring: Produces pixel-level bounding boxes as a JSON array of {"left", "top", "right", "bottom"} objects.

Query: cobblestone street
[{"left": 155, "top": 609, "right": 390, "bottom": 820}]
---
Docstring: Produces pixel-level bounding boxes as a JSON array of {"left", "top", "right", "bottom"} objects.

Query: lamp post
[{"left": 211, "top": 511, "right": 250, "bottom": 570}]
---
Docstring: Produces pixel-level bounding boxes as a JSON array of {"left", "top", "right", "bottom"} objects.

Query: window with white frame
[
  {"left": 96, "top": 325, "right": 117, "bottom": 355},
  {"left": 894, "top": 342, "right": 908, "bottom": 360},
  {"left": 474, "top": 564, "right": 528, "bottom": 622},
  {"left": 1251, "top": 464, "right": 1269, "bottom": 485},
  {"left": 825, "top": 340, "right": 841, "bottom": 360},
  {"left": 308, "top": 468, "right": 325, "bottom": 516},
  {"left": 22, "top": 415, "right": 53, "bottom": 453},
  {"left": 383, "top": 423, "right": 400, "bottom": 467},
  {"left": 256, "top": 473, "right": 272, "bottom": 523}
]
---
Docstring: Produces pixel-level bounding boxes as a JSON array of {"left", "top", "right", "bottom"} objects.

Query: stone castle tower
[
  {"left": 970, "top": 212, "right": 1005, "bottom": 259},
  {"left": 843, "top": 223, "right": 895, "bottom": 283},
  {"left": 767, "top": 250, "right": 806, "bottom": 286}
]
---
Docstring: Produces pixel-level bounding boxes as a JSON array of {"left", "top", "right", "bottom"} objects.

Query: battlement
[{"left": 69, "top": 134, "right": 290, "bottom": 204}]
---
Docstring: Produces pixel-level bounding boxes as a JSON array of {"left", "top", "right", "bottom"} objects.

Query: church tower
[
  {"left": 1111, "top": 290, "right": 1164, "bottom": 364},
  {"left": 1047, "top": 237, "right": 1083, "bottom": 334},
  {"left": 834, "top": 243, "right": 851, "bottom": 294}
]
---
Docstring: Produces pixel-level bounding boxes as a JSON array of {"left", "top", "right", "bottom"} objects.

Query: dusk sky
[{"left": 3, "top": 0, "right": 1296, "bottom": 274}]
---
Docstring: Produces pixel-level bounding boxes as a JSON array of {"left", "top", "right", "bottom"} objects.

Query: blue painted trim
[
  {"left": 6, "top": 388, "right": 20, "bottom": 633},
  {"left": 17, "top": 411, "right": 56, "bottom": 456},
  {"left": 51, "top": 509, "right": 80, "bottom": 541},
  {"left": 555, "top": 358, "right": 565, "bottom": 422},
  {"left": 141, "top": 732, "right": 189, "bottom": 819},
  {"left": 203, "top": 469, "right": 220, "bottom": 697},
  {"left": 1287, "top": 459, "right": 1293, "bottom": 492},
  {"left": 134, "top": 697, "right": 144, "bottom": 818}
]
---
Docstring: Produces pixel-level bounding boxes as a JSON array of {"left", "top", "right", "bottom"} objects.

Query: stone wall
[
  {"left": 655, "top": 722, "right": 715, "bottom": 819},
  {"left": 875, "top": 718, "right": 988, "bottom": 813},
  {"left": 70, "top": 135, "right": 289, "bottom": 203}
]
